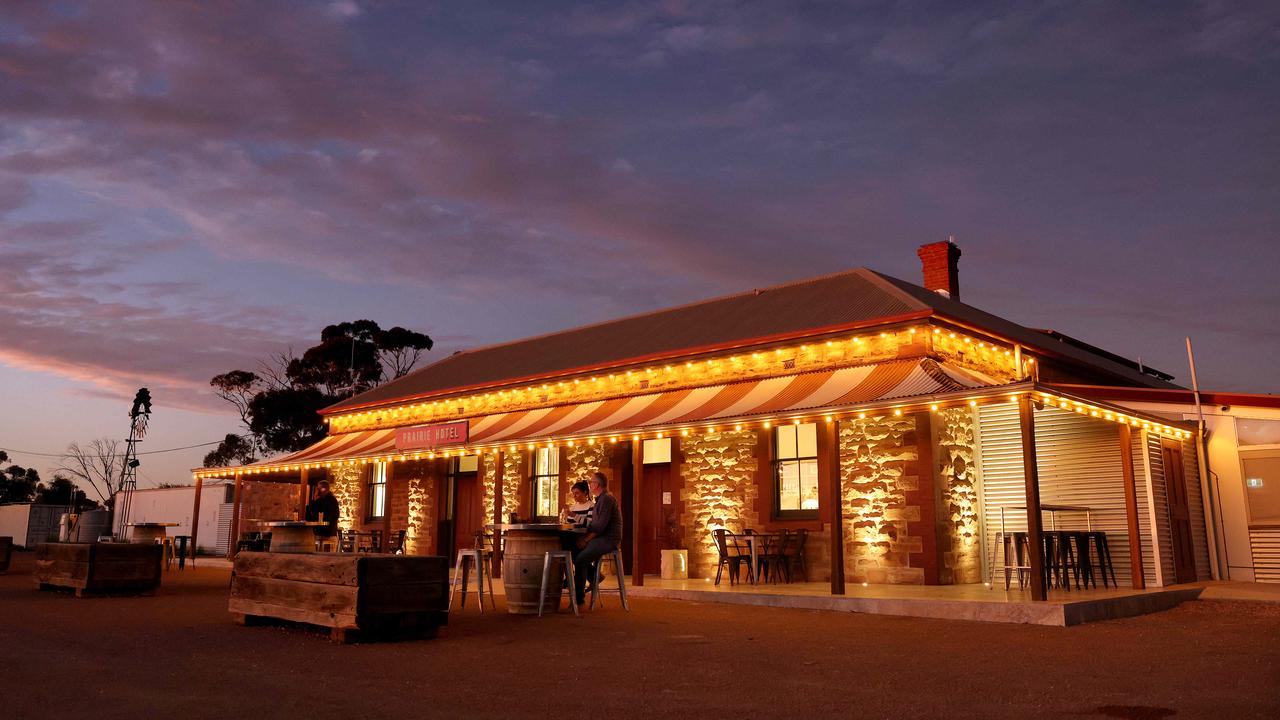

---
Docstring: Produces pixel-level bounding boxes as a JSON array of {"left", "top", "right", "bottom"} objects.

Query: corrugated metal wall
[
  {"left": 1250, "top": 529, "right": 1280, "bottom": 583},
  {"left": 1132, "top": 432, "right": 1159, "bottom": 586},
  {"left": 1180, "top": 437, "right": 1213, "bottom": 580},
  {"left": 977, "top": 403, "right": 1154, "bottom": 587},
  {"left": 215, "top": 502, "right": 233, "bottom": 556}
]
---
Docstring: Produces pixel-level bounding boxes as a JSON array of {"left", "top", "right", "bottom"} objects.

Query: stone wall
[
  {"left": 678, "top": 429, "right": 760, "bottom": 578},
  {"left": 483, "top": 452, "right": 526, "bottom": 522},
  {"left": 396, "top": 460, "right": 437, "bottom": 556},
  {"left": 328, "top": 464, "right": 363, "bottom": 532},
  {"left": 839, "top": 415, "right": 924, "bottom": 584},
  {"left": 565, "top": 443, "right": 610, "bottom": 507},
  {"left": 935, "top": 408, "right": 982, "bottom": 583},
  {"left": 240, "top": 480, "right": 299, "bottom": 530}
]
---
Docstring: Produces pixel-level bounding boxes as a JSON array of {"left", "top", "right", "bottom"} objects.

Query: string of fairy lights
[
  {"left": 325, "top": 324, "right": 1027, "bottom": 435},
  {"left": 192, "top": 387, "right": 1193, "bottom": 480}
]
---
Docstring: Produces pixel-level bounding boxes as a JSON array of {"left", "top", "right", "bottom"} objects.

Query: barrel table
[
  {"left": 264, "top": 521, "right": 329, "bottom": 553},
  {"left": 486, "top": 523, "right": 581, "bottom": 615}
]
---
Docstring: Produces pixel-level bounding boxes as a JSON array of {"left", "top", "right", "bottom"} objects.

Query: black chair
[
  {"left": 386, "top": 529, "right": 407, "bottom": 554},
  {"left": 1083, "top": 531, "right": 1118, "bottom": 588},
  {"left": 755, "top": 532, "right": 788, "bottom": 584},
  {"left": 711, "top": 529, "right": 752, "bottom": 586},
  {"left": 338, "top": 529, "right": 356, "bottom": 553},
  {"left": 783, "top": 529, "right": 809, "bottom": 582}
]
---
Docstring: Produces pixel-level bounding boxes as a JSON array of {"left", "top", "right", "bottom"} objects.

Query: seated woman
[
  {"left": 566, "top": 480, "right": 594, "bottom": 529},
  {"left": 560, "top": 480, "right": 594, "bottom": 556}
]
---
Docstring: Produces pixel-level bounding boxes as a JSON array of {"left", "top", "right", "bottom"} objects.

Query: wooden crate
[
  {"left": 34, "top": 542, "right": 163, "bottom": 596},
  {"left": 0, "top": 536, "right": 12, "bottom": 574},
  {"left": 228, "top": 552, "right": 449, "bottom": 643}
]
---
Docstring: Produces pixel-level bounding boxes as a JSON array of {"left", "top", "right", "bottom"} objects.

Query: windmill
[{"left": 114, "top": 388, "right": 152, "bottom": 539}]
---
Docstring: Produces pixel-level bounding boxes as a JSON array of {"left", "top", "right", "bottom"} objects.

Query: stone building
[{"left": 198, "top": 242, "right": 1218, "bottom": 598}]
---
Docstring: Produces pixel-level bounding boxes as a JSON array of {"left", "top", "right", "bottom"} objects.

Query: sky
[{"left": 0, "top": 0, "right": 1277, "bottom": 491}]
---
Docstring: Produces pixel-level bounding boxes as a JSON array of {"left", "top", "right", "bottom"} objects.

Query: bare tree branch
[{"left": 58, "top": 439, "right": 124, "bottom": 504}]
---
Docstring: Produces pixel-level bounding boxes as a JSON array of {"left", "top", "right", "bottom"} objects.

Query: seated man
[
  {"left": 573, "top": 472, "right": 623, "bottom": 605},
  {"left": 305, "top": 480, "right": 340, "bottom": 541}
]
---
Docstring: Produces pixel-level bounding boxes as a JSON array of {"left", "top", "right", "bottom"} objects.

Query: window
[
  {"left": 774, "top": 423, "right": 819, "bottom": 518},
  {"left": 367, "top": 462, "right": 387, "bottom": 519},
  {"left": 643, "top": 437, "right": 672, "bottom": 464},
  {"left": 532, "top": 447, "right": 559, "bottom": 518}
]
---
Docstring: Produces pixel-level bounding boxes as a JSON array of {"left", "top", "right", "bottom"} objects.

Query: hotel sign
[{"left": 395, "top": 421, "right": 469, "bottom": 451}]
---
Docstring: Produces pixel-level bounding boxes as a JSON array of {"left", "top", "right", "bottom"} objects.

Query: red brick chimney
[{"left": 917, "top": 239, "right": 961, "bottom": 301}]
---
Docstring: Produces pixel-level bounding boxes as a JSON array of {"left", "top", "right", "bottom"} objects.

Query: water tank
[{"left": 74, "top": 510, "right": 109, "bottom": 543}]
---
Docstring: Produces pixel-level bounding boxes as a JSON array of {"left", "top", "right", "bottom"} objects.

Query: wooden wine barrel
[
  {"left": 501, "top": 530, "right": 564, "bottom": 614},
  {"left": 267, "top": 525, "right": 316, "bottom": 554}
]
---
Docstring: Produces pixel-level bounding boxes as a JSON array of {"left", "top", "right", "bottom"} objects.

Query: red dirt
[{"left": 2, "top": 553, "right": 1277, "bottom": 720}]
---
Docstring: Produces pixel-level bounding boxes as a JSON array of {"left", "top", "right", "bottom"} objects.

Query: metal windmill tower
[{"left": 114, "top": 388, "right": 152, "bottom": 539}]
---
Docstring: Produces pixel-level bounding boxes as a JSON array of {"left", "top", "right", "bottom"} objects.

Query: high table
[
  {"left": 990, "top": 504, "right": 1095, "bottom": 589},
  {"left": 127, "top": 522, "right": 178, "bottom": 545},
  {"left": 485, "top": 523, "right": 582, "bottom": 614},
  {"left": 263, "top": 521, "right": 329, "bottom": 553}
]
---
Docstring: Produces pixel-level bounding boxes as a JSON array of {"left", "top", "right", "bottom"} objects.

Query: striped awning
[
  {"left": 221, "top": 358, "right": 998, "bottom": 471},
  {"left": 467, "top": 357, "right": 993, "bottom": 444}
]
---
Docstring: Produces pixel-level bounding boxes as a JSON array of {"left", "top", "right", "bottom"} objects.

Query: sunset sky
[{"left": 1, "top": 1, "right": 1277, "bottom": 490}]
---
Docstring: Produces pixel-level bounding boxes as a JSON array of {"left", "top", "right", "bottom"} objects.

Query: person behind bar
[
  {"left": 306, "top": 480, "right": 340, "bottom": 538},
  {"left": 573, "top": 472, "right": 622, "bottom": 605},
  {"left": 567, "top": 480, "right": 594, "bottom": 529}
]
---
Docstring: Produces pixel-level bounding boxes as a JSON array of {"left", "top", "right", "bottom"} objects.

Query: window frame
[
  {"left": 366, "top": 461, "right": 388, "bottom": 521},
  {"left": 772, "top": 423, "right": 820, "bottom": 520},
  {"left": 530, "top": 447, "right": 559, "bottom": 520}
]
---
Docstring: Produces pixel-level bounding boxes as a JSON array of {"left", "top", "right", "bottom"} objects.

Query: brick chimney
[{"left": 917, "top": 239, "right": 961, "bottom": 301}]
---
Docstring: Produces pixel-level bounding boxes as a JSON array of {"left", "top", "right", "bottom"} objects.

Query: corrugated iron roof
[{"left": 326, "top": 266, "right": 1177, "bottom": 415}]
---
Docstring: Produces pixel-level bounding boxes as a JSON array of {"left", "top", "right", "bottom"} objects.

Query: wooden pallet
[
  {"left": 228, "top": 552, "right": 449, "bottom": 643},
  {"left": 34, "top": 542, "right": 163, "bottom": 596}
]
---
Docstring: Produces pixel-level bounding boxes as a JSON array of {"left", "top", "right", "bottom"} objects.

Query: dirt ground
[{"left": 1, "top": 553, "right": 1277, "bottom": 720}]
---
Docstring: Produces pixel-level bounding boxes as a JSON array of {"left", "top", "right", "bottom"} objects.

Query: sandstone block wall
[
  {"left": 240, "top": 480, "right": 300, "bottom": 530},
  {"left": 840, "top": 415, "right": 924, "bottom": 584},
  {"left": 327, "top": 464, "right": 363, "bottom": 532},
  {"left": 565, "top": 443, "right": 610, "bottom": 507},
  {"left": 396, "top": 460, "right": 437, "bottom": 556},
  {"left": 935, "top": 408, "right": 981, "bottom": 583},
  {"left": 483, "top": 452, "right": 526, "bottom": 523},
  {"left": 678, "top": 429, "right": 760, "bottom": 578}
]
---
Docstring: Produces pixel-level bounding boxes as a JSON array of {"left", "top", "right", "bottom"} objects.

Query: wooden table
[
  {"left": 128, "top": 523, "right": 178, "bottom": 545},
  {"left": 264, "top": 521, "right": 329, "bottom": 553},
  {"left": 486, "top": 523, "right": 581, "bottom": 614}
]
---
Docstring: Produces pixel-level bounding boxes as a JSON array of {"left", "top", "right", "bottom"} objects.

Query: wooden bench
[
  {"left": 0, "top": 536, "right": 13, "bottom": 574},
  {"left": 34, "top": 542, "right": 163, "bottom": 596},
  {"left": 229, "top": 552, "right": 449, "bottom": 643}
]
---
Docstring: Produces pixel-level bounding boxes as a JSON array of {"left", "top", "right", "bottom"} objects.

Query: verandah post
[
  {"left": 1118, "top": 424, "right": 1146, "bottom": 589},
  {"left": 825, "top": 420, "right": 845, "bottom": 595},
  {"left": 1018, "top": 396, "right": 1047, "bottom": 601},
  {"left": 632, "top": 439, "right": 644, "bottom": 586}
]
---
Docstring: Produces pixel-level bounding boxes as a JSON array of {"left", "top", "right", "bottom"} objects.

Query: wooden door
[
  {"left": 639, "top": 463, "right": 669, "bottom": 575},
  {"left": 453, "top": 472, "right": 480, "bottom": 554},
  {"left": 1161, "top": 440, "right": 1197, "bottom": 584}
]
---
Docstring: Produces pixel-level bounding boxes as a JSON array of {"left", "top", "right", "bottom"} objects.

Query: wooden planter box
[
  {"left": 1, "top": 536, "right": 13, "bottom": 574},
  {"left": 34, "top": 542, "right": 163, "bottom": 596},
  {"left": 229, "top": 552, "right": 449, "bottom": 643}
]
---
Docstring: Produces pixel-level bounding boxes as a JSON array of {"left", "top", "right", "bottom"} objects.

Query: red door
[
  {"left": 453, "top": 472, "right": 479, "bottom": 554},
  {"left": 1161, "top": 440, "right": 1198, "bottom": 584},
  {"left": 639, "top": 463, "right": 669, "bottom": 575}
]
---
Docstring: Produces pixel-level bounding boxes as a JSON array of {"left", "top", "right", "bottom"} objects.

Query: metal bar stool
[
  {"left": 538, "top": 550, "right": 579, "bottom": 617},
  {"left": 589, "top": 548, "right": 629, "bottom": 611},
  {"left": 449, "top": 547, "right": 496, "bottom": 612}
]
